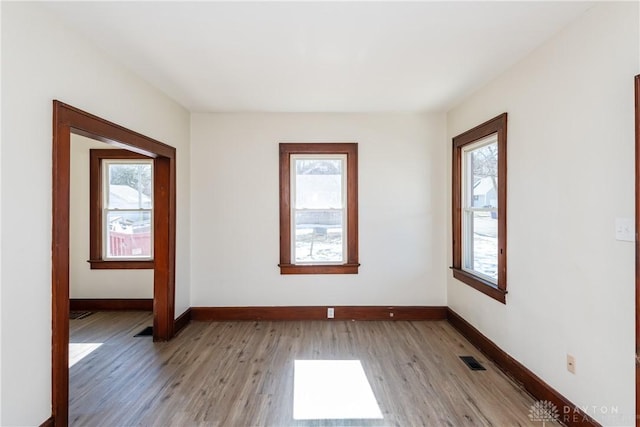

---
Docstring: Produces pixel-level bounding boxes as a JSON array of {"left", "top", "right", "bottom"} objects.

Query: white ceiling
[{"left": 43, "top": 1, "right": 595, "bottom": 113}]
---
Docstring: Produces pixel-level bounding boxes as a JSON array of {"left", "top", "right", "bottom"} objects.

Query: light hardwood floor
[{"left": 70, "top": 312, "right": 542, "bottom": 426}]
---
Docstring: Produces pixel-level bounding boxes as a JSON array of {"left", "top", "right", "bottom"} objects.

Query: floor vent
[
  {"left": 459, "top": 356, "right": 486, "bottom": 371},
  {"left": 70, "top": 311, "right": 93, "bottom": 320},
  {"left": 134, "top": 326, "right": 153, "bottom": 337}
]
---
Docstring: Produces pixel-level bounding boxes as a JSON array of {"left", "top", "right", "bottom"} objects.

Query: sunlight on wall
[{"left": 293, "top": 360, "right": 383, "bottom": 420}]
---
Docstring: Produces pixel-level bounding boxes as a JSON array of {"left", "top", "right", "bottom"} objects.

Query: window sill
[
  {"left": 88, "top": 259, "right": 154, "bottom": 270},
  {"left": 451, "top": 268, "right": 506, "bottom": 304},
  {"left": 279, "top": 263, "right": 360, "bottom": 275}
]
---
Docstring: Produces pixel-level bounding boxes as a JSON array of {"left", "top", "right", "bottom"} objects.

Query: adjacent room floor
[{"left": 69, "top": 312, "right": 542, "bottom": 426}]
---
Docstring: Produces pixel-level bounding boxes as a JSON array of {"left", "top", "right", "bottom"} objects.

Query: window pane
[
  {"left": 294, "top": 210, "right": 344, "bottom": 263},
  {"left": 464, "top": 211, "right": 498, "bottom": 282},
  {"left": 293, "top": 157, "right": 345, "bottom": 264},
  {"left": 468, "top": 141, "right": 498, "bottom": 208},
  {"left": 107, "top": 163, "right": 152, "bottom": 209},
  {"left": 452, "top": 114, "right": 506, "bottom": 301},
  {"left": 105, "top": 210, "right": 152, "bottom": 258},
  {"left": 295, "top": 159, "right": 343, "bottom": 209}
]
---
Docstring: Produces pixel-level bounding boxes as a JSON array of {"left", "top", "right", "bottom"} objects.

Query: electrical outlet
[
  {"left": 389, "top": 312, "right": 394, "bottom": 318},
  {"left": 567, "top": 354, "right": 576, "bottom": 374},
  {"left": 327, "top": 307, "right": 334, "bottom": 319}
]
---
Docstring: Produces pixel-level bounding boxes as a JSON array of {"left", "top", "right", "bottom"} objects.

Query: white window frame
[
  {"left": 102, "top": 159, "right": 154, "bottom": 261},
  {"left": 461, "top": 134, "right": 498, "bottom": 284},
  {"left": 290, "top": 154, "right": 348, "bottom": 265}
]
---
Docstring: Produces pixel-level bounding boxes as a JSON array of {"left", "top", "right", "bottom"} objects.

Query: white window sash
[
  {"left": 102, "top": 159, "right": 154, "bottom": 261},
  {"left": 461, "top": 135, "right": 498, "bottom": 284},
  {"left": 290, "top": 154, "right": 347, "bottom": 265}
]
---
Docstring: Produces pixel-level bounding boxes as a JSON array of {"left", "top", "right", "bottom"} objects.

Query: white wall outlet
[
  {"left": 327, "top": 307, "right": 334, "bottom": 319},
  {"left": 615, "top": 217, "right": 635, "bottom": 242},
  {"left": 567, "top": 354, "right": 576, "bottom": 374}
]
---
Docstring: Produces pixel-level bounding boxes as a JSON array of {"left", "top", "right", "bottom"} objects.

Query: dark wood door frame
[
  {"left": 52, "top": 101, "right": 177, "bottom": 426},
  {"left": 635, "top": 74, "right": 639, "bottom": 427}
]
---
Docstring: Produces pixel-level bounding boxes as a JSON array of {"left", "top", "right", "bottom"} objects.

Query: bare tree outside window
[{"left": 452, "top": 113, "right": 507, "bottom": 303}]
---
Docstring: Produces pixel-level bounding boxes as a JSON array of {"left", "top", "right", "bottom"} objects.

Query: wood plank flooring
[{"left": 70, "top": 312, "right": 542, "bottom": 426}]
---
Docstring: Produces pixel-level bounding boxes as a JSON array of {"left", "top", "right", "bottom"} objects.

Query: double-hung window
[
  {"left": 291, "top": 154, "right": 347, "bottom": 264},
  {"left": 279, "top": 143, "right": 359, "bottom": 274},
  {"left": 89, "top": 149, "right": 154, "bottom": 269},
  {"left": 452, "top": 114, "right": 507, "bottom": 303}
]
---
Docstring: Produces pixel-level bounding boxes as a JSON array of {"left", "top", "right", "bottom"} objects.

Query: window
[
  {"left": 89, "top": 149, "right": 154, "bottom": 269},
  {"left": 279, "top": 143, "right": 359, "bottom": 274},
  {"left": 452, "top": 113, "right": 507, "bottom": 303}
]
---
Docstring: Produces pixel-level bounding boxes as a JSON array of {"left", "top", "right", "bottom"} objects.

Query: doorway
[{"left": 52, "top": 101, "right": 177, "bottom": 426}]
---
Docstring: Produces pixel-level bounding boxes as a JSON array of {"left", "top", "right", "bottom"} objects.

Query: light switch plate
[{"left": 615, "top": 217, "right": 635, "bottom": 242}]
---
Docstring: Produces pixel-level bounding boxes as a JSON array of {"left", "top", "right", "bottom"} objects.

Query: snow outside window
[
  {"left": 461, "top": 135, "right": 498, "bottom": 283},
  {"left": 291, "top": 155, "right": 347, "bottom": 265}
]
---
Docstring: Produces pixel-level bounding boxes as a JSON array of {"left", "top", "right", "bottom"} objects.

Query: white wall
[
  {"left": 190, "top": 113, "right": 447, "bottom": 307},
  {"left": 446, "top": 3, "right": 639, "bottom": 425},
  {"left": 0, "top": 3, "right": 4, "bottom": 422},
  {"left": 69, "top": 135, "right": 153, "bottom": 299},
  {"left": 0, "top": 3, "right": 190, "bottom": 425},
  {"left": 2, "top": 1, "right": 635, "bottom": 425}
]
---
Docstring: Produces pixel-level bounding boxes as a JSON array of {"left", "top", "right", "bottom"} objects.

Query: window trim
[
  {"left": 279, "top": 143, "right": 359, "bottom": 274},
  {"left": 89, "top": 149, "right": 154, "bottom": 269},
  {"left": 452, "top": 113, "right": 507, "bottom": 303}
]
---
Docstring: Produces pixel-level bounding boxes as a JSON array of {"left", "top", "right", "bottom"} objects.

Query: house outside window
[
  {"left": 89, "top": 149, "right": 154, "bottom": 269},
  {"left": 452, "top": 113, "right": 507, "bottom": 303},
  {"left": 461, "top": 136, "right": 498, "bottom": 283},
  {"left": 279, "top": 143, "right": 359, "bottom": 274},
  {"left": 292, "top": 154, "right": 347, "bottom": 264},
  {"left": 103, "top": 159, "right": 153, "bottom": 260}
]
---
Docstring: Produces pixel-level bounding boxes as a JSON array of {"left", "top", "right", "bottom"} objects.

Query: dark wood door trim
[
  {"left": 634, "top": 74, "right": 639, "bottom": 427},
  {"left": 52, "top": 101, "right": 177, "bottom": 426}
]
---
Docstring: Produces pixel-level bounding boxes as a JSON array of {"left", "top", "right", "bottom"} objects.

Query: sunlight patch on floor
[
  {"left": 69, "top": 343, "right": 103, "bottom": 368},
  {"left": 293, "top": 360, "right": 383, "bottom": 420}
]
